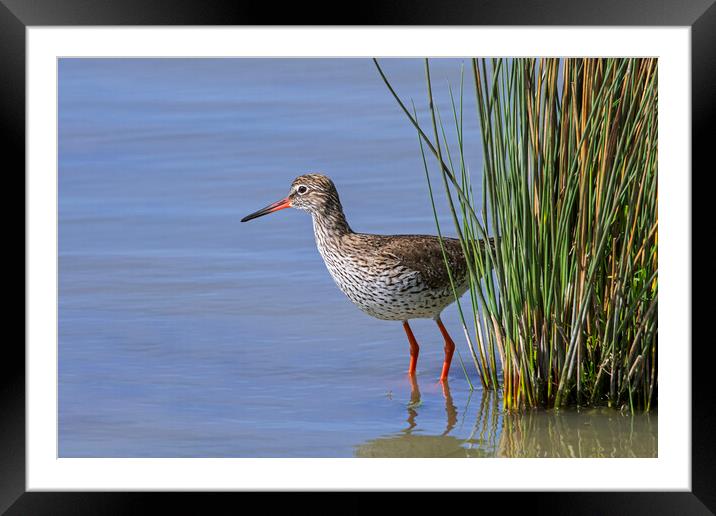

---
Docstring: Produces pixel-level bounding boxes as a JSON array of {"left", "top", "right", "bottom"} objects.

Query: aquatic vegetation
[{"left": 376, "top": 58, "right": 658, "bottom": 412}]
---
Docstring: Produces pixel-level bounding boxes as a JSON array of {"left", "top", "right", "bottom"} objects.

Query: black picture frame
[{"left": 5, "top": 0, "right": 711, "bottom": 513}]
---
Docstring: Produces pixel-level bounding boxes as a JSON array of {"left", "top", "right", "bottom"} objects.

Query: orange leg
[
  {"left": 402, "top": 320, "right": 420, "bottom": 376},
  {"left": 435, "top": 317, "right": 455, "bottom": 382}
]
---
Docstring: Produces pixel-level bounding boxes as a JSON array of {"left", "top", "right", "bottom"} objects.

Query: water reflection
[
  {"left": 497, "top": 407, "right": 658, "bottom": 458},
  {"left": 355, "top": 376, "right": 657, "bottom": 458},
  {"left": 356, "top": 378, "right": 489, "bottom": 458}
]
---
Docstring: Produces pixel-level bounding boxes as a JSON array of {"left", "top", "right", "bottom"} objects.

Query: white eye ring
[{"left": 297, "top": 185, "right": 308, "bottom": 194}]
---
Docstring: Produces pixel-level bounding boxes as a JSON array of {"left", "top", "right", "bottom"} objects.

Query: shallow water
[{"left": 58, "top": 58, "right": 657, "bottom": 458}]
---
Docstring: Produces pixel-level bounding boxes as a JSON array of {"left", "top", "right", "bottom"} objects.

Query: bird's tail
[
  {"left": 483, "top": 235, "right": 499, "bottom": 251},
  {"left": 465, "top": 236, "right": 500, "bottom": 268},
  {"left": 472, "top": 235, "right": 499, "bottom": 252}
]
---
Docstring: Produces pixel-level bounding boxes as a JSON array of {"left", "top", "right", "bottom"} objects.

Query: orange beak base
[{"left": 241, "top": 197, "right": 292, "bottom": 222}]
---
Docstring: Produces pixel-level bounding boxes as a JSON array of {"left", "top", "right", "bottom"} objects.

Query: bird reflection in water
[
  {"left": 404, "top": 375, "right": 457, "bottom": 436},
  {"left": 355, "top": 376, "right": 489, "bottom": 458}
]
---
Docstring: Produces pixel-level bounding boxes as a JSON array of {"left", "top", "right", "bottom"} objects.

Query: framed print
[{"left": 6, "top": 0, "right": 712, "bottom": 513}]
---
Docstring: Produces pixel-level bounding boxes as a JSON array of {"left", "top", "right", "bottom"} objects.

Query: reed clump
[{"left": 375, "top": 58, "right": 657, "bottom": 412}]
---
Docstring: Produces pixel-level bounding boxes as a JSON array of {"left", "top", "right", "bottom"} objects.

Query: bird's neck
[{"left": 312, "top": 202, "right": 352, "bottom": 247}]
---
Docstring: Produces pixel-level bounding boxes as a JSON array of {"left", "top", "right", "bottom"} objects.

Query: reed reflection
[
  {"left": 355, "top": 375, "right": 657, "bottom": 458},
  {"left": 497, "top": 407, "right": 658, "bottom": 458}
]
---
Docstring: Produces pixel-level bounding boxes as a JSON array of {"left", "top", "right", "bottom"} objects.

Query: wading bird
[{"left": 242, "top": 174, "right": 493, "bottom": 381}]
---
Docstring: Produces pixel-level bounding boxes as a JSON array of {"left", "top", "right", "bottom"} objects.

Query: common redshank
[{"left": 241, "top": 173, "right": 493, "bottom": 381}]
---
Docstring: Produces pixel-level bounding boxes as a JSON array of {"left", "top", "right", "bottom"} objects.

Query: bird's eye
[{"left": 297, "top": 185, "right": 308, "bottom": 195}]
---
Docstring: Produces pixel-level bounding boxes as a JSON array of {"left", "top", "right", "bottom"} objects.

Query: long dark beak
[{"left": 241, "top": 197, "right": 292, "bottom": 222}]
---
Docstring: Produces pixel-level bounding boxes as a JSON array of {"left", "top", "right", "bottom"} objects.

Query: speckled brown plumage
[{"left": 376, "top": 234, "right": 467, "bottom": 290}]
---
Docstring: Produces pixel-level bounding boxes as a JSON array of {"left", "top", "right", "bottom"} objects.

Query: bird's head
[{"left": 241, "top": 173, "right": 341, "bottom": 222}]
